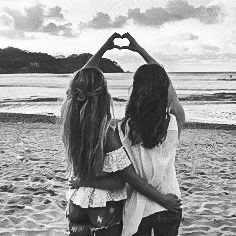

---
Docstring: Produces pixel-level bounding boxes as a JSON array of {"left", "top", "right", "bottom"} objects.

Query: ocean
[{"left": 0, "top": 72, "right": 235, "bottom": 124}]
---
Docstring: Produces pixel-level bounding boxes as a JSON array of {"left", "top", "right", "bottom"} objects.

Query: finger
[
  {"left": 113, "top": 45, "right": 122, "bottom": 50},
  {"left": 122, "top": 32, "right": 130, "bottom": 39},
  {"left": 69, "top": 183, "right": 78, "bottom": 186},
  {"left": 120, "top": 46, "right": 135, "bottom": 51},
  {"left": 173, "top": 207, "right": 181, "bottom": 212},
  {"left": 169, "top": 209, "right": 178, "bottom": 213},
  {"left": 112, "top": 32, "right": 122, "bottom": 39},
  {"left": 120, "top": 46, "right": 130, "bottom": 50},
  {"left": 70, "top": 186, "right": 78, "bottom": 189},
  {"left": 169, "top": 194, "right": 178, "bottom": 198},
  {"left": 175, "top": 203, "right": 182, "bottom": 208},
  {"left": 122, "top": 32, "right": 136, "bottom": 43}
]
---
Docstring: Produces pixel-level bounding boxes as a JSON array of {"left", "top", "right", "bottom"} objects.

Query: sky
[{"left": 0, "top": 0, "right": 235, "bottom": 72}]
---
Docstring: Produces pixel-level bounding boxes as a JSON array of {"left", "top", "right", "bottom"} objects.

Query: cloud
[
  {"left": 80, "top": 12, "right": 127, "bottom": 29},
  {"left": 0, "top": 10, "right": 28, "bottom": 39},
  {"left": 0, "top": 4, "right": 75, "bottom": 39},
  {"left": 154, "top": 51, "right": 220, "bottom": 62},
  {"left": 47, "top": 6, "right": 64, "bottom": 20},
  {"left": 5, "top": 5, "right": 44, "bottom": 32},
  {"left": 187, "top": 33, "right": 198, "bottom": 40},
  {"left": 181, "top": 33, "right": 199, "bottom": 40},
  {"left": 166, "top": 0, "right": 222, "bottom": 24},
  {"left": 128, "top": 1, "right": 222, "bottom": 26},
  {"left": 80, "top": 0, "right": 222, "bottom": 30},
  {"left": 202, "top": 44, "right": 220, "bottom": 52},
  {"left": 0, "top": 11, "right": 15, "bottom": 29},
  {"left": 43, "top": 22, "right": 74, "bottom": 37},
  {"left": 0, "top": 29, "right": 27, "bottom": 39},
  {"left": 128, "top": 8, "right": 172, "bottom": 26},
  {"left": 221, "top": 53, "right": 236, "bottom": 59}
]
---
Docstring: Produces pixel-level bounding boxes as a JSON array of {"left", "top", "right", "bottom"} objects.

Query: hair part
[
  {"left": 123, "top": 64, "right": 170, "bottom": 148},
  {"left": 61, "top": 67, "right": 111, "bottom": 179}
]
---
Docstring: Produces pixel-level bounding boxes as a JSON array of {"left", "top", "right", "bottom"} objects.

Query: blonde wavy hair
[{"left": 61, "top": 67, "right": 111, "bottom": 179}]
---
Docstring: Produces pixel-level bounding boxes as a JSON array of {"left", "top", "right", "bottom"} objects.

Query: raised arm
[
  {"left": 168, "top": 83, "right": 185, "bottom": 137},
  {"left": 121, "top": 32, "right": 159, "bottom": 65},
  {"left": 82, "top": 32, "right": 121, "bottom": 68},
  {"left": 122, "top": 32, "right": 185, "bottom": 136}
]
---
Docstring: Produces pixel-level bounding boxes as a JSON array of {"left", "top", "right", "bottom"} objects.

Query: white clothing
[
  {"left": 118, "top": 114, "right": 181, "bottom": 236},
  {"left": 66, "top": 147, "right": 131, "bottom": 208}
]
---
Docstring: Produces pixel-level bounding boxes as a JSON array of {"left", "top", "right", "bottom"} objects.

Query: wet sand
[{"left": 0, "top": 121, "right": 235, "bottom": 235}]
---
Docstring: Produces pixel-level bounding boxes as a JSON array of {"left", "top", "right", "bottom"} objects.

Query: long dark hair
[
  {"left": 61, "top": 67, "right": 111, "bottom": 179},
  {"left": 123, "top": 64, "right": 170, "bottom": 148}
]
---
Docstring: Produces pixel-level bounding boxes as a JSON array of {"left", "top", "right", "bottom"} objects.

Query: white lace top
[{"left": 66, "top": 147, "right": 131, "bottom": 208}]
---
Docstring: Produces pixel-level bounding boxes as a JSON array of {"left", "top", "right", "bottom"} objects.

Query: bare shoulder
[{"left": 104, "top": 127, "right": 122, "bottom": 153}]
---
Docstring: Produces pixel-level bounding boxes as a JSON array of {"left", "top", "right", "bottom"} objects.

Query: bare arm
[
  {"left": 70, "top": 174, "right": 125, "bottom": 191},
  {"left": 71, "top": 163, "right": 181, "bottom": 211},
  {"left": 122, "top": 32, "right": 185, "bottom": 136},
  {"left": 121, "top": 33, "right": 159, "bottom": 65},
  {"left": 70, "top": 128, "right": 181, "bottom": 211},
  {"left": 76, "top": 128, "right": 181, "bottom": 212},
  {"left": 168, "top": 87, "right": 185, "bottom": 137},
  {"left": 82, "top": 33, "right": 121, "bottom": 69}
]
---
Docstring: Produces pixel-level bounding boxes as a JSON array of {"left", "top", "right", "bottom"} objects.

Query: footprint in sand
[{"left": 0, "top": 184, "right": 16, "bottom": 193}]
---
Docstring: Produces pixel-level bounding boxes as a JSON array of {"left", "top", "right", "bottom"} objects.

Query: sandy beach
[{"left": 0, "top": 118, "right": 235, "bottom": 236}]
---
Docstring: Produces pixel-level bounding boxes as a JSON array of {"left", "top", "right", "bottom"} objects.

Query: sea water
[{"left": 0, "top": 72, "right": 235, "bottom": 124}]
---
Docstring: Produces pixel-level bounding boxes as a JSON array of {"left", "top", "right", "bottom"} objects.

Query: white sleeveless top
[
  {"left": 118, "top": 114, "right": 181, "bottom": 236},
  {"left": 66, "top": 147, "right": 131, "bottom": 208}
]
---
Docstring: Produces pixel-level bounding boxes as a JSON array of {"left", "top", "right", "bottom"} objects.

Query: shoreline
[{"left": 0, "top": 112, "right": 235, "bottom": 130}]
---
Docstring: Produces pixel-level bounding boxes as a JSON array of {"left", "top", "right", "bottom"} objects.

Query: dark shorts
[
  {"left": 133, "top": 210, "right": 182, "bottom": 236},
  {"left": 67, "top": 200, "right": 123, "bottom": 236}
]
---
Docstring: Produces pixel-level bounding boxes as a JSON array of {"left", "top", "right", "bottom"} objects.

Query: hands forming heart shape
[{"left": 104, "top": 32, "right": 141, "bottom": 52}]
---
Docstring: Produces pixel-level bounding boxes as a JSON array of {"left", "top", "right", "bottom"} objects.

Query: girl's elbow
[{"left": 171, "top": 104, "right": 185, "bottom": 124}]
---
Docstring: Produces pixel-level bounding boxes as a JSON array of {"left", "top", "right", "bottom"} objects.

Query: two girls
[{"left": 62, "top": 33, "right": 184, "bottom": 235}]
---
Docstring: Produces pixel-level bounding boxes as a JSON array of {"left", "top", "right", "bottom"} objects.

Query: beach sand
[{"left": 0, "top": 121, "right": 235, "bottom": 235}]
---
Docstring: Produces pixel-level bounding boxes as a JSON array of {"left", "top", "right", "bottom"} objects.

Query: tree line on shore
[{"left": 0, "top": 47, "right": 124, "bottom": 74}]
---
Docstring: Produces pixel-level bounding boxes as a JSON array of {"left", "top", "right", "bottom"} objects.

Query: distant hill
[{"left": 0, "top": 47, "right": 124, "bottom": 73}]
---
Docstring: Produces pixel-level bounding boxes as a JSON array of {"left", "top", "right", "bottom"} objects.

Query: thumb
[
  {"left": 167, "top": 193, "right": 178, "bottom": 199},
  {"left": 120, "top": 46, "right": 135, "bottom": 51},
  {"left": 113, "top": 45, "right": 122, "bottom": 50},
  {"left": 120, "top": 46, "right": 130, "bottom": 50}
]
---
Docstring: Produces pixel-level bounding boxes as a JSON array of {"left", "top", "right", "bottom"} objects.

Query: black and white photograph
[{"left": 0, "top": 0, "right": 235, "bottom": 235}]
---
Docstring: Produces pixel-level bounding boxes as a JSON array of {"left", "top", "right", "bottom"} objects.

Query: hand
[
  {"left": 120, "top": 32, "right": 142, "bottom": 52},
  {"left": 161, "top": 193, "right": 182, "bottom": 212},
  {"left": 69, "top": 178, "right": 87, "bottom": 189},
  {"left": 69, "top": 179, "right": 79, "bottom": 189},
  {"left": 83, "top": 32, "right": 122, "bottom": 68},
  {"left": 102, "top": 32, "right": 122, "bottom": 51}
]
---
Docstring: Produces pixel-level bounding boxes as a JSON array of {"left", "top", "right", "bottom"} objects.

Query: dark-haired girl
[
  {"left": 62, "top": 33, "right": 182, "bottom": 235},
  {"left": 118, "top": 33, "right": 185, "bottom": 236}
]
